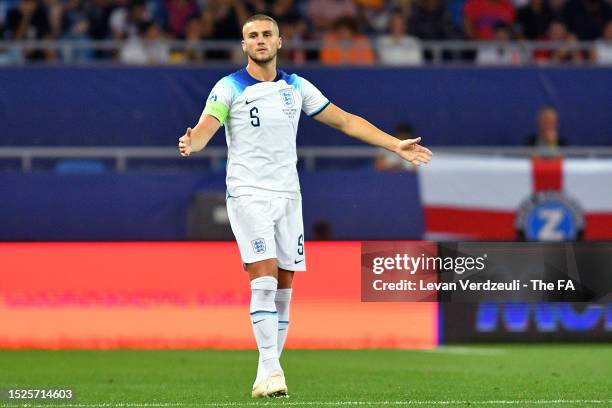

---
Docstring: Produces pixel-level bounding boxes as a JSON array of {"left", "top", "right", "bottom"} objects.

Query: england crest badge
[{"left": 279, "top": 89, "right": 295, "bottom": 108}]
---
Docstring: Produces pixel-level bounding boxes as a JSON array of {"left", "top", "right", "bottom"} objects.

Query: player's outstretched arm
[
  {"left": 313, "top": 103, "right": 433, "bottom": 166},
  {"left": 178, "top": 114, "right": 222, "bottom": 157}
]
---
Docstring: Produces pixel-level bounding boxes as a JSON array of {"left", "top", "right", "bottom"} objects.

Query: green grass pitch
[{"left": 1, "top": 345, "right": 611, "bottom": 407}]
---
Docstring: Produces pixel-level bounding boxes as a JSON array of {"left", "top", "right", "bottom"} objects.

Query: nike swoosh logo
[
  {"left": 294, "top": 259, "right": 304, "bottom": 264},
  {"left": 245, "top": 99, "right": 256, "bottom": 104},
  {"left": 262, "top": 345, "right": 274, "bottom": 349},
  {"left": 253, "top": 319, "right": 265, "bottom": 324}
]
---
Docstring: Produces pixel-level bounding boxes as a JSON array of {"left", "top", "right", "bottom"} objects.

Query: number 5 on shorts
[{"left": 297, "top": 234, "right": 304, "bottom": 256}]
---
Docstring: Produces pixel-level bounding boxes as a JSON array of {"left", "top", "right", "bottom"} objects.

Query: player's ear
[
  {"left": 241, "top": 39, "right": 246, "bottom": 52},
  {"left": 278, "top": 36, "right": 282, "bottom": 50}
]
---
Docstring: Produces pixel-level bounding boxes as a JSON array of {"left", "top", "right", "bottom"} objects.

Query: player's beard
[{"left": 248, "top": 48, "right": 277, "bottom": 65}]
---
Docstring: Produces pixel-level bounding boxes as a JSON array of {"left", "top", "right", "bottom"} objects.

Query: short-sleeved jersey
[{"left": 202, "top": 68, "right": 329, "bottom": 199}]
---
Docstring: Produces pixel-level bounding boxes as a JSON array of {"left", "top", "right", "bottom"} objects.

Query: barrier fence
[{"left": 0, "top": 39, "right": 607, "bottom": 65}]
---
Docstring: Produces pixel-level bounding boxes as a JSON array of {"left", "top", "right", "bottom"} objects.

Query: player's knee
[{"left": 247, "top": 259, "right": 278, "bottom": 280}]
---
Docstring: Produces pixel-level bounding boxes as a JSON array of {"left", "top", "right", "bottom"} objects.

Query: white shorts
[{"left": 226, "top": 195, "right": 306, "bottom": 271}]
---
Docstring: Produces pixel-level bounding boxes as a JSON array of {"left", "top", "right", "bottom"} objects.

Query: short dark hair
[{"left": 243, "top": 14, "right": 279, "bottom": 36}]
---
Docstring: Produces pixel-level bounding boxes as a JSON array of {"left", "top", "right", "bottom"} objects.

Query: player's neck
[{"left": 246, "top": 60, "right": 277, "bottom": 82}]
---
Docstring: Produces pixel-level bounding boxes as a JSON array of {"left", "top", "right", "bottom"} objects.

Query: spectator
[
  {"left": 200, "top": 0, "right": 247, "bottom": 60},
  {"left": 320, "top": 17, "right": 375, "bottom": 65},
  {"left": 463, "top": 0, "right": 515, "bottom": 40},
  {"left": 593, "top": 20, "right": 612, "bottom": 64},
  {"left": 270, "top": 0, "right": 301, "bottom": 25},
  {"left": 166, "top": 0, "right": 197, "bottom": 37},
  {"left": 306, "top": 0, "right": 358, "bottom": 33},
  {"left": 377, "top": 12, "right": 423, "bottom": 65},
  {"left": 120, "top": 21, "right": 170, "bottom": 64},
  {"left": 448, "top": 0, "right": 468, "bottom": 31},
  {"left": 277, "top": 20, "right": 307, "bottom": 65},
  {"left": 525, "top": 106, "right": 567, "bottom": 147},
  {"left": 548, "top": 0, "right": 566, "bottom": 21},
  {"left": 270, "top": 0, "right": 307, "bottom": 64},
  {"left": 244, "top": 0, "right": 268, "bottom": 16},
  {"left": 516, "top": 0, "right": 553, "bottom": 39},
  {"left": 61, "top": 0, "right": 88, "bottom": 36},
  {"left": 374, "top": 122, "right": 417, "bottom": 170},
  {"left": 533, "top": 20, "right": 583, "bottom": 63},
  {"left": 1, "top": 1, "right": 17, "bottom": 28},
  {"left": 409, "top": 0, "right": 459, "bottom": 61},
  {"left": 410, "top": 0, "right": 458, "bottom": 39},
  {"left": 5, "top": 0, "right": 51, "bottom": 60},
  {"left": 110, "top": 0, "right": 151, "bottom": 40},
  {"left": 476, "top": 21, "right": 522, "bottom": 64},
  {"left": 58, "top": 0, "right": 93, "bottom": 62},
  {"left": 43, "top": 0, "right": 64, "bottom": 39},
  {"left": 562, "top": 0, "right": 611, "bottom": 40},
  {"left": 60, "top": 16, "right": 93, "bottom": 61},
  {"left": 5, "top": 0, "right": 50, "bottom": 41},
  {"left": 392, "top": 0, "right": 414, "bottom": 18},
  {"left": 354, "top": 0, "right": 389, "bottom": 33},
  {"left": 87, "top": 0, "right": 114, "bottom": 40},
  {"left": 178, "top": 14, "right": 205, "bottom": 62}
]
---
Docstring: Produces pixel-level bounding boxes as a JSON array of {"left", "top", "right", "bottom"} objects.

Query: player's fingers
[
  {"left": 416, "top": 148, "right": 432, "bottom": 159},
  {"left": 418, "top": 153, "right": 431, "bottom": 163},
  {"left": 186, "top": 127, "right": 192, "bottom": 137},
  {"left": 419, "top": 151, "right": 431, "bottom": 160},
  {"left": 419, "top": 146, "right": 433, "bottom": 155}
]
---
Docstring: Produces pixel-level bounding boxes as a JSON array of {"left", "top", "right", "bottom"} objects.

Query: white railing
[
  {"left": 0, "top": 39, "right": 606, "bottom": 65},
  {"left": 1, "top": 146, "right": 611, "bottom": 172}
]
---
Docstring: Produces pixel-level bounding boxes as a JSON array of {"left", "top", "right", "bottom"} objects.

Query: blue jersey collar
[{"left": 234, "top": 67, "right": 288, "bottom": 87}]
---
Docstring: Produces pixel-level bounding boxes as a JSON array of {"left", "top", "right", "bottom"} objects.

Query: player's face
[
  {"left": 538, "top": 110, "right": 558, "bottom": 132},
  {"left": 242, "top": 20, "right": 282, "bottom": 64}
]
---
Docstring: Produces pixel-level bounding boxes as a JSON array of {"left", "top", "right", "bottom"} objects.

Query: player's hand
[
  {"left": 394, "top": 137, "right": 433, "bottom": 166},
  {"left": 178, "top": 127, "right": 192, "bottom": 157}
]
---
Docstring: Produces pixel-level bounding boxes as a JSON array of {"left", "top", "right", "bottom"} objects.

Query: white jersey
[{"left": 202, "top": 68, "right": 329, "bottom": 199}]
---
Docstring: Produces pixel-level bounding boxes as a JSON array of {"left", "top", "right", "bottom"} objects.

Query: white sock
[
  {"left": 256, "top": 288, "right": 292, "bottom": 381},
  {"left": 275, "top": 288, "right": 292, "bottom": 357},
  {"left": 250, "top": 276, "right": 281, "bottom": 383}
]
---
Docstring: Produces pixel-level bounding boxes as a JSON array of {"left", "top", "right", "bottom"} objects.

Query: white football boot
[
  {"left": 264, "top": 371, "right": 288, "bottom": 397},
  {"left": 251, "top": 379, "right": 267, "bottom": 398},
  {"left": 251, "top": 371, "right": 288, "bottom": 398}
]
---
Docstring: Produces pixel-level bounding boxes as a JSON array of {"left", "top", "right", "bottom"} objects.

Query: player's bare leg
[
  {"left": 248, "top": 258, "right": 278, "bottom": 280},
  {"left": 248, "top": 259, "right": 287, "bottom": 397},
  {"left": 277, "top": 269, "right": 294, "bottom": 288}
]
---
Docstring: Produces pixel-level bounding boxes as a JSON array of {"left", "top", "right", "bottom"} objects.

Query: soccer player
[{"left": 177, "top": 14, "right": 432, "bottom": 398}]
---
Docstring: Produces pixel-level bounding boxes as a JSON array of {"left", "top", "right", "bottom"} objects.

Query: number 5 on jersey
[{"left": 250, "top": 107, "right": 260, "bottom": 127}]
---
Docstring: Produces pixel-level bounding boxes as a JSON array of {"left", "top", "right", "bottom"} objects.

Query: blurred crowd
[{"left": 0, "top": 0, "right": 611, "bottom": 64}]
